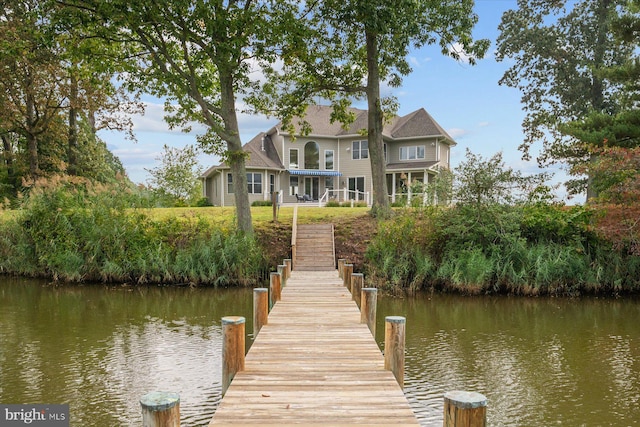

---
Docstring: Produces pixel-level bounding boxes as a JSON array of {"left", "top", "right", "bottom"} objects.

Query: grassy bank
[
  {"left": 1, "top": 177, "right": 638, "bottom": 296},
  {"left": 0, "top": 176, "right": 371, "bottom": 285},
  {"left": 364, "top": 204, "right": 640, "bottom": 296}
]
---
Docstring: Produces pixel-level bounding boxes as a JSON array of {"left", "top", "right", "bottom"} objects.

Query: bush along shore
[
  {"left": 0, "top": 177, "right": 267, "bottom": 286},
  {"left": 1, "top": 177, "right": 639, "bottom": 296},
  {"left": 364, "top": 204, "right": 640, "bottom": 297}
]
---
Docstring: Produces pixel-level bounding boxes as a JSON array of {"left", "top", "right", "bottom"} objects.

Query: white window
[
  {"left": 227, "top": 173, "right": 234, "bottom": 194},
  {"left": 352, "top": 140, "right": 368, "bottom": 160},
  {"left": 400, "top": 145, "right": 425, "bottom": 160},
  {"left": 289, "top": 176, "right": 299, "bottom": 196},
  {"left": 325, "top": 150, "right": 334, "bottom": 170},
  {"left": 348, "top": 176, "right": 365, "bottom": 200},
  {"left": 325, "top": 176, "right": 334, "bottom": 191},
  {"left": 289, "top": 149, "right": 299, "bottom": 169},
  {"left": 247, "top": 173, "right": 262, "bottom": 194}
]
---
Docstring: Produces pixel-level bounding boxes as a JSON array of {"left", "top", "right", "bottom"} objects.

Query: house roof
[
  {"left": 201, "top": 105, "right": 453, "bottom": 179},
  {"left": 200, "top": 132, "right": 284, "bottom": 178},
  {"left": 273, "top": 105, "right": 455, "bottom": 143},
  {"left": 385, "top": 161, "right": 439, "bottom": 172}
]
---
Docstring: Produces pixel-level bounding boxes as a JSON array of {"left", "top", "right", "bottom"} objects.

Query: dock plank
[{"left": 209, "top": 270, "right": 419, "bottom": 426}]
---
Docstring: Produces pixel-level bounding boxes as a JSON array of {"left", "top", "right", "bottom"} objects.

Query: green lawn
[
  {"left": 0, "top": 205, "right": 371, "bottom": 227},
  {"left": 144, "top": 206, "right": 371, "bottom": 226}
]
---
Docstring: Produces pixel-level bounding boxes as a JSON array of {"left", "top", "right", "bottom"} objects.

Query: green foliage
[
  {"left": 325, "top": 200, "right": 341, "bottom": 207},
  {"left": 251, "top": 200, "right": 273, "bottom": 207},
  {"left": 0, "top": 176, "right": 266, "bottom": 285},
  {"left": 194, "top": 197, "right": 213, "bottom": 207},
  {"left": 366, "top": 202, "right": 639, "bottom": 296},
  {"left": 146, "top": 144, "right": 203, "bottom": 206},
  {"left": 496, "top": 0, "right": 633, "bottom": 197},
  {"left": 365, "top": 211, "right": 437, "bottom": 293}
]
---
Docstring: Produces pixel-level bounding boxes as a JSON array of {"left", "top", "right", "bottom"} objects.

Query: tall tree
[
  {"left": 146, "top": 144, "right": 203, "bottom": 205},
  {"left": 261, "top": 0, "right": 488, "bottom": 218},
  {"left": 496, "top": 0, "right": 633, "bottom": 200},
  {"left": 0, "top": 0, "right": 67, "bottom": 179},
  {"left": 60, "top": 0, "right": 296, "bottom": 234}
]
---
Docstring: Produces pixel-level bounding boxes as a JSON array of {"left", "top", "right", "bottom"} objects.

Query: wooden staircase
[{"left": 294, "top": 224, "right": 336, "bottom": 271}]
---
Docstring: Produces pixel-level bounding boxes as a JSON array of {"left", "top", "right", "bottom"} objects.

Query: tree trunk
[
  {"left": 68, "top": 71, "right": 79, "bottom": 176},
  {"left": 219, "top": 72, "right": 253, "bottom": 235},
  {"left": 365, "top": 30, "right": 392, "bottom": 218},
  {"left": 25, "top": 83, "right": 39, "bottom": 179},
  {"left": 1, "top": 133, "right": 17, "bottom": 195},
  {"left": 586, "top": 0, "right": 612, "bottom": 202}
]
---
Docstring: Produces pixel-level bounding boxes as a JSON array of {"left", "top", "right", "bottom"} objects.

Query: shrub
[
  {"left": 251, "top": 200, "right": 273, "bottom": 207},
  {"left": 194, "top": 197, "right": 213, "bottom": 207},
  {"left": 0, "top": 175, "right": 267, "bottom": 285}
]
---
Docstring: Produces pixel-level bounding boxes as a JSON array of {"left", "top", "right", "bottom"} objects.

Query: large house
[{"left": 200, "top": 105, "right": 455, "bottom": 206}]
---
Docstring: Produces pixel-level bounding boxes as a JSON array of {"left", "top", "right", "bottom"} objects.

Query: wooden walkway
[{"left": 209, "top": 270, "right": 420, "bottom": 426}]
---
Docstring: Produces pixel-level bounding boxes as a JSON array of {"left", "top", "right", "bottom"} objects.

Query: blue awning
[{"left": 288, "top": 169, "right": 342, "bottom": 177}]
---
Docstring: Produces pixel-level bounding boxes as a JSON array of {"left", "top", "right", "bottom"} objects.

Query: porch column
[
  {"left": 407, "top": 172, "right": 412, "bottom": 205},
  {"left": 221, "top": 171, "right": 225, "bottom": 207}
]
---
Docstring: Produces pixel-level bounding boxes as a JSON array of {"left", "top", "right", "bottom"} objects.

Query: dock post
[
  {"left": 351, "top": 273, "right": 363, "bottom": 307},
  {"left": 270, "top": 272, "right": 282, "bottom": 308},
  {"left": 284, "top": 259, "right": 292, "bottom": 280},
  {"left": 140, "top": 391, "right": 180, "bottom": 427},
  {"left": 361, "top": 288, "right": 377, "bottom": 337},
  {"left": 343, "top": 264, "right": 353, "bottom": 290},
  {"left": 277, "top": 264, "right": 286, "bottom": 287},
  {"left": 338, "top": 259, "right": 346, "bottom": 278},
  {"left": 253, "top": 288, "right": 268, "bottom": 336},
  {"left": 222, "top": 316, "right": 245, "bottom": 395},
  {"left": 384, "top": 316, "right": 406, "bottom": 388},
  {"left": 443, "top": 391, "right": 487, "bottom": 427}
]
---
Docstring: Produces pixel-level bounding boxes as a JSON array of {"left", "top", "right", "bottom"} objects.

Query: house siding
[{"left": 200, "top": 106, "right": 455, "bottom": 206}]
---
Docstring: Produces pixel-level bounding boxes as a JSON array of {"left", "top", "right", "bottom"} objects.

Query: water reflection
[
  {"left": 1, "top": 278, "right": 639, "bottom": 426},
  {"left": 376, "top": 293, "right": 640, "bottom": 426},
  {"left": 0, "top": 278, "right": 252, "bottom": 426}
]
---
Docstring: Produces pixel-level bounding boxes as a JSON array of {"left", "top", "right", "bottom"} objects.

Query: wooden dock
[{"left": 208, "top": 269, "right": 420, "bottom": 426}]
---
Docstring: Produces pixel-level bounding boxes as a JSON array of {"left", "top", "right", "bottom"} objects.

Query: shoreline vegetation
[{"left": 0, "top": 177, "right": 638, "bottom": 297}]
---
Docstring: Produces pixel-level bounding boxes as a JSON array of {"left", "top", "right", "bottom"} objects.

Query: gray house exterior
[{"left": 200, "top": 105, "right": 455, "bottom": 206}]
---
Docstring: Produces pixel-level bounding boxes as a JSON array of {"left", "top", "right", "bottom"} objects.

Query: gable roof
[
  {"left": 273, "top": 105, "right": 455, "bottom": 144},
  {"left": 200, "top": 132, "right": 283, "bottom": 178}
]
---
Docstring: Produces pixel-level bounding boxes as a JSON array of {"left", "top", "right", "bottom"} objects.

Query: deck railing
[{"left": 318, "top": 188, "right": 371, "bottom": 206}]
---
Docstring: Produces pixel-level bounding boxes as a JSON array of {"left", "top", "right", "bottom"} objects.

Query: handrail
[{"left": 291, "top": 205, "right": 298, "bottom": 267}]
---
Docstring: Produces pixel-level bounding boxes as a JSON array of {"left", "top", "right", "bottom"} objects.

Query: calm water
[{"left": 1, "top": 277, "right": 639, "bottom": 426}]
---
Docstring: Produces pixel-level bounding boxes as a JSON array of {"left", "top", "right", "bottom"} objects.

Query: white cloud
[
  {"left": 447, "top": 128, "right": 469, "bottom": 138},
  {"left": 447, "top": 43, "right": 478, "bottom": 64},
  {"left": 478, "top": 121, "right": 490, "bottom": 127}
]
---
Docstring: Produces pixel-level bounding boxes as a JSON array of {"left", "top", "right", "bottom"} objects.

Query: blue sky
[{"left": 99, "top": 0, "right": 580, "bottom": 203}]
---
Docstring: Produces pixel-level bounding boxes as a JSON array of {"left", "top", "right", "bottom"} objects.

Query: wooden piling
[
  {"left": 338, "top": 259, "right": 346, "bottom": 279},
  {"left": 270, "top": 272, "right": 282, "bottom": 307},
  {"left": 283, "top": 259, "right": 292, "bottom": 280},
  {"left": 384, "top": 316, "right": 406, "bottom": 388},
  {"left": 343, "top": 264, "right": 353, "bottom": 291},
  {"left": 222, "top": 316, "right": 245, "bottom": 395},
  {"left": 277, "top": 264, "right": 286, "bottom": 287},
  {"left": 253, "top": 288, "right": 268, "bottom": 336},
  {"left": 351, "top": 273, "right": 363, "bottom": 307},
  {"left": 141, "top": 391, "right": 180, "bottom": 427},
  {"left": 443, "top": 391, "right": 487, "bottom": 427},
  {"left": 361, "top": 288, "right": 377, "bottom": 337}
]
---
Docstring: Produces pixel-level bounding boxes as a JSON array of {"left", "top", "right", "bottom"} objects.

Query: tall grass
[
  {"left": 0, "top": 176, "right": 266, "bottom": 286},
  {"left": 366, "top": 205, "right": 640, "bottom": 296}
]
